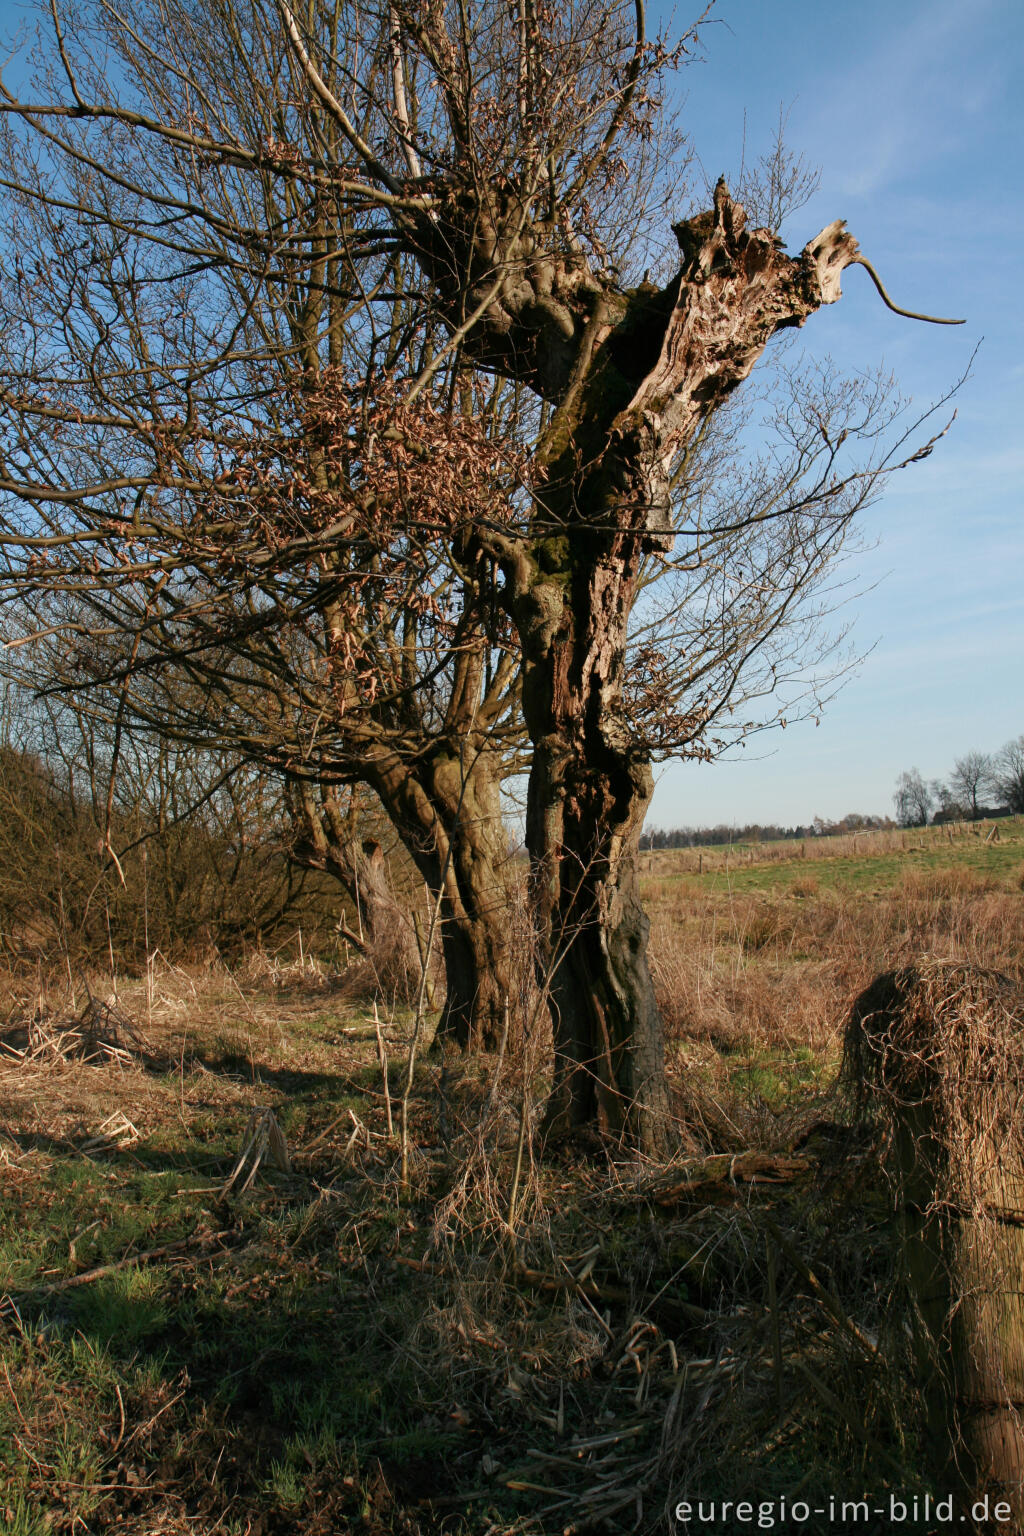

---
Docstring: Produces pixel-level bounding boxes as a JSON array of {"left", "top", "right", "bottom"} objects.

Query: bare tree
[
  {"left": 0, "top": 368, "right": 524, "bottom": 1046},
  {"left": 0, "top": 680, "right": 322, "bottom": 967},
  {"left": 895, "top": 769, "right": 934, "bottom": 829},
  {"left": 994, "top": 737, "right": 1024, "bottom": 815},
  {"left": 929, "top": 776, "right": 965, "bottom": 823},
  {"left": 355, "top": 5, "right": 957, "bottom": 1149},
  {"left": 948, "top": 751, "right": 996, "bottom": 820},
  {"left": 0, "top": 0, "right": 961, "bottom": 1149},
  {"left": 0, "top": 2, "right": 526, "bottom": 1049}
]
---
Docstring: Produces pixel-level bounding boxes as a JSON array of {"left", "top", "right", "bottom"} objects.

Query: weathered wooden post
[{"left": 846, "top": 962, "right": 1024, "bottom": 1528}]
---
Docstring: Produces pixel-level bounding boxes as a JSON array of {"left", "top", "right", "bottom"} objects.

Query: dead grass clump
[
  {"left": 897, "top": 865, "right": 999, "bottom": 901},
  {"left": 238, "top": 939, "right": 331, "bottom": 992},
  {"left": 0, "top": 993, "right": 148, "bottom": 1068},
  {"left": 844, "top": 960, "right": 1024, "bottom": 1231},
  {"left": 740, "top": 901, "right": 793, "bottom": 954}
]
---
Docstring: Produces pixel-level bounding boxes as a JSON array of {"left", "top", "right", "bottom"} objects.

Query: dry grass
[
  {"left": 845, "top": 959, "right": 1024, "bottom": 1208},
  {"left": 646, "top": 849, "right": 1024, "bottom": 1153},
  {"left": 642, "top": 817, "right": 1018, "bottom": 882},
  {"left": 1, "top": 994, "right": 150, "bottom": 1069},
  {"left": 2, "top": 839, "right": 1022, "bottom": 1533},
  {"left": 0, "top": 953, "right": 910, "bottom": 1534}
]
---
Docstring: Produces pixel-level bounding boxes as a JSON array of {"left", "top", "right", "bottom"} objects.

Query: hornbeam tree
[
  {"left": 0, "top": 364, "right": 526, "bottom": 1049},
  {"left": 0, "top": 0, "right": 961, "bottom": 1149}
]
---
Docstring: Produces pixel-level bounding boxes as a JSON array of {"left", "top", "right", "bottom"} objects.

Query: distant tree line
[
  {"left": 894, "top": 737, "right": 1024, "bottom": 827},
  {"left": 641, "top": 811, "right": 895, "bottom": 851}
]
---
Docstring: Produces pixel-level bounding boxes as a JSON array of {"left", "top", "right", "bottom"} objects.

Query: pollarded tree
[
  {"left": 0, "top": 0, "right": 961, "bottom": 1149},
  {"left": 328, "top": 2, "right": 958, "bottom": 1149}
]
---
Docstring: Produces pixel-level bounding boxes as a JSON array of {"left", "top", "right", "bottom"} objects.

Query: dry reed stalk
[
  {"left": 0, "top": 994, "right": 147, "bottom": 1067},
  {"left": 373, "top": 1001, "right": 394, "bottom": 1139},
  {"left": 846, "top": 960, "right": 1024, "bottom": 1524},
  {"left": 400, "top": 876, "right": 444, "bottom": 1191}
]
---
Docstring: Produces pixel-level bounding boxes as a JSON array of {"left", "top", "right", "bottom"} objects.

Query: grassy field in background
[{"left": 641, "top": 817, "right": 1024, "bottom": 897}]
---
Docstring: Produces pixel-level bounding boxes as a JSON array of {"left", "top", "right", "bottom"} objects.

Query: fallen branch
[
  {"left": 641, "top": 1151, "right": 811, "bottom": 1208},
  {"left": 33, "top": 1228, "right": 235, "bottom": 1294}
]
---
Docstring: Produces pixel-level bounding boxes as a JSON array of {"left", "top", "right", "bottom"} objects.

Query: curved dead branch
[{"left": 852, "top": 257, "right": 965, "bottom": 326}]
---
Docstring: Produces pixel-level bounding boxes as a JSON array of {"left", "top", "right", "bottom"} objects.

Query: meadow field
[{"left": 1, "top": 818, "right": 1022, "bottom": 1534}]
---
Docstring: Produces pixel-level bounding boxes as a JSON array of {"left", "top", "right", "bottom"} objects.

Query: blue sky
[{"left": 645, "top": 0, "right": 1023, "bottom": 830}]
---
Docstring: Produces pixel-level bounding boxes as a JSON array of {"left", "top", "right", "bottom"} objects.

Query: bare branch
[{"left": 851, "top": 256, "right": 966, "bottom": 325}]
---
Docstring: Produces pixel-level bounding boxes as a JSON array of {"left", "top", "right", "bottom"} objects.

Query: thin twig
[{"left": 34, "top": 1228, "right": 234, "bottom": 1293}]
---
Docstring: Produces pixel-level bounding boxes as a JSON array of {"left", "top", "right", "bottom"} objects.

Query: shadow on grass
[
  {"left": 182, "top": 1045, "right": 361, "bottom": 1099},
  {"left": 3, "top": 1172, "right": 489, "bottom": 1535}
]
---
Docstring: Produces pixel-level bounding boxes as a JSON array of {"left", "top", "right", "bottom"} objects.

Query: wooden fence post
[{"left": 846, "top": 962, "right": 1024, "bottom": 1530}]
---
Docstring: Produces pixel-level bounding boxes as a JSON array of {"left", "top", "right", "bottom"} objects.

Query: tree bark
[
  {"left": 291, "top": 762, "right": 513, "bottom": 1047},
  {"left": 288, "top": 781, "right": 419, "bottom": 970},
  {"left": 518, "top": 556, "right": 674, "bottom": 1153}
]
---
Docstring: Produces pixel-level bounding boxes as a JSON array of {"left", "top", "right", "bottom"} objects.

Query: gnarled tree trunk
[
  {"left": 369, "top": 740, "right": 514, "bottom": 1052},
  {"left": 288, "top": 781, "right": 420, "bottom": 990},
  {"left": 291, "top": 757, "right": 514, "bottom": 1048}
]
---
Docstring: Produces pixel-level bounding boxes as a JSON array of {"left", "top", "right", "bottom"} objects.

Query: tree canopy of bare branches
[{"left": 0, "top": 0, "right": 962, "bottom": 1149}]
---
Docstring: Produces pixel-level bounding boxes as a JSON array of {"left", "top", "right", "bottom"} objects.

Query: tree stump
[{"left": 846, "top": 962, "right": 1024, "bottom": 1528}]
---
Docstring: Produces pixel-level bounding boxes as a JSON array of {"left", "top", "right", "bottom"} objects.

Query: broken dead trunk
[
  {"left": 397, "top": 169, "right": 866, "bottom": 1143},
  {"left": 494, "top": 186, "right": 862, "bottom": 1151}
]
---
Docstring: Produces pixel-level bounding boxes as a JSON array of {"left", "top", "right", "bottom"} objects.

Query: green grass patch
[{"left": 645, "top": 818, "right": 1024, "bottom": 898}]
